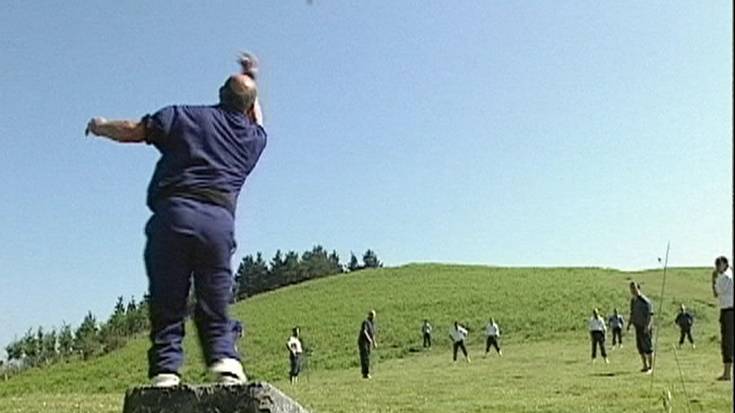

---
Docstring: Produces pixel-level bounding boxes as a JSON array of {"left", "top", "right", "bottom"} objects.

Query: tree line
[
  {"left": 2, "top": 247, "right": 381, "bottom": 378},
  {"left": 235, "top": 247, "right": 382, "bottom": 299},
  {"left": 2, "top": 296, "right": 149, "bottom": 378}
]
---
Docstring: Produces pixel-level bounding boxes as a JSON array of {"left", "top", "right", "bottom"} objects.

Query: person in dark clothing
[
  {"left": 357, "top": 310, "right": 377, "bottom": 379},
  {"left": 232, "top": 320, "right": 244, "bottom": 353},
  {"left": 674, "top": 304, "right": 695, "bottom": 349},
  {"left": 627, "top": 282, "right": 654, "bottom": 373},
  {"left": 85, "top": 53, "right": 265, "bottom": 387},
  {"left": 608, "top": 308, "right": 625, "bottom": 349},
  {"left": 421, "top": 319, "right": 433, "bottom": 349}
]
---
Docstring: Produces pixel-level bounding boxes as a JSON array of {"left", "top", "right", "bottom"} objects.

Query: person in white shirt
[
  {"left": 588, "top": 308, "right": 609, "bottom": 364},
  {"left": 484, "top": 318, "right": 502, "bottom": 356},
  {"left": 286, "top": 327, "right": 303, "bottom": 384},
  {"left": 421, "top": 319, "right": 433, "bottom": 349},
  {"left": 712, "top": 256, "right": 733, "bottom": 381},
  {"left": 449, "top": 321, "right": 470, "bottom": 363}
]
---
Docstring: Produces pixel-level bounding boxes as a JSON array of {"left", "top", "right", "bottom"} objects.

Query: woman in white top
[
  {"left": 286, "top": 327, "right": 303, "bottom": 384},
  {"left": 421, "top": 319, "right": 433, "bottom": 349},
  {"left": 449, "top": 321, "right": 471, "bottom": 363},
  {"left": 588, "top": 309, "right": 609, "bottom": 363},
  {"left": 484, "top": 318, "right": 502, "bottom": 356},
  {"left": 713, "top": 256, "right": 733, "bottom": 381}
]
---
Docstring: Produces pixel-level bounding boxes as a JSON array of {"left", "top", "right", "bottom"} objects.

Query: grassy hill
[{"left": 0, "top": 264, "right": 731, "bottom": 412}]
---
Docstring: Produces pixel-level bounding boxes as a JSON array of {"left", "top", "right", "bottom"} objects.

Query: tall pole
[{"left": 649, "top": 242, "right": 670, "bottom": 394}]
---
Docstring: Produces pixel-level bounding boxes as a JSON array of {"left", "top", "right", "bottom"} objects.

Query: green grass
[
  {"left": 277, "top": 333, "right": 732, "bottom": 413},
  {"left": 0, "top": 264, "right": 731, "bottom": 412}
]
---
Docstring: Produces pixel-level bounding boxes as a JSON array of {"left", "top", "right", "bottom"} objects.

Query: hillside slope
[{"left": 0, "top": 264, "right": 720, "bottom": 397}]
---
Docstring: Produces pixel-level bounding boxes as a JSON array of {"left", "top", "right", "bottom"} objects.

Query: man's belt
[{"left": 160, "top": 186, "right": 235, "bottom": 215}]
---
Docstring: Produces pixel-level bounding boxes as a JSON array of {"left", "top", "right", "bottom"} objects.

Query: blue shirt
[{"left": 144, "top": 104, "right": 267, "bottom": 215}]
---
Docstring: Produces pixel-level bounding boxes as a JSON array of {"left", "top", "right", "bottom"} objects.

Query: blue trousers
[{"left": 144, "top": 197, "right": 239, "bottom": 378}]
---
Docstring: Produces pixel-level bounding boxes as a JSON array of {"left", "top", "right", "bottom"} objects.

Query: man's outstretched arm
[
  {"left": 85, "top": 117, "right": 146, "bottom": 143},
  {"left": 239, "top": 52, "right": 264, "bottom": 127}
]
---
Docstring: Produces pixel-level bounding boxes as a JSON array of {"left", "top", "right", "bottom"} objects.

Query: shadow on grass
[
  {"left": 591, "top": 372, "right": 618, "bottom": 377},
  {"left": 589, "top": 371, "right": 630, "bottom": 377}
]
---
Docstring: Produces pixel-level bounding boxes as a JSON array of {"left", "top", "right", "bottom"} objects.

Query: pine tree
[
  {"left": 35, "top": 327, "right": 45, "bottom": 362},
  {"left": 5, "top": 339, "right": 23, "bottom": 362},
  {"left": 108, "top": 296, "right": 127, "bottom": 334},
  {"left": 235, "top": 255, "right": 256, "bottom": 299},
  {"left": 125, "top": 297, "right": 138, "bottom": 335},
  {"left": 329, "top": 250, "right": 343, "bottom": 274},
  {"left": 41, "top": 328, "right": 57, "bottom": 364},
  {"left": 21, "top": 329, "right": 38, "bottom": 366},
  {"left": 362, "top": 249, "right": 382, "bottom": 269},
  {"left": 58, "top": 323, "right": 74, "bottom": 357},
  {"left": 100, "top": 296, "right": 129, "bottom": 352},
  {"left": 282, "top": 251, "right": 302, "bottom": 285},
  {"left": 74, "top": 311, "right": 100, "bottom": 360},
  {"left": 348, "top": 252, "right": 361, "bottom": 272},
  {"left": 136, "top": 294, "right": 151, "bottom": 332},
  {"left": 126, "top": 297, "right": 137, "bottom": 314},
  {"left": 301, "top": 245, "right": 333, "bottom": 279},
  {"left": 124, "top": 296, "right": 148, "bottom": 335},
  {"left": 269, "top": 250, "right": 286, "bottom": 287}
]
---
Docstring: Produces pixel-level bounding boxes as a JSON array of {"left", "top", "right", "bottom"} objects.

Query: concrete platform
[{"left": 122, "top": 382, "right": 309, "bottom": 413}]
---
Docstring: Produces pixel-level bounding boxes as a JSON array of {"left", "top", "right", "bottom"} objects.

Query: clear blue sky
[{"left": 0, "top": 1, "right": 731, "bottom": 351}]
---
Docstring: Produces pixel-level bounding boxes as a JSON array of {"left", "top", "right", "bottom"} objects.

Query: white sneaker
[
  {"left": 151, "top": 373, "right": 180, "bottom": 387},
  {"left": 210, "top": 358, "right": 247, "bottom": 385}
]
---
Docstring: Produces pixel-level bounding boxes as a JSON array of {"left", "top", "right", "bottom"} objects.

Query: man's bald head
[{"left": 219, "top": 74, "right": 257, "bottom": 113}]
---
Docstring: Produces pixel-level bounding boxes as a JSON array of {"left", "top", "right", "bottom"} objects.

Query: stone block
[{"left": 122, "top": 382, "right": 309, "bottom": 413}]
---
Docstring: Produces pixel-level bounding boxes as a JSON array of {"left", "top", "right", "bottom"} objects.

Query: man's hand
[
  {"left": 83, "top": 117, "right": 145, "bottom": 143},
  {"left": 239, "top": 52, "right": 259, "bottom": 80},
  {"left": 85, "top": 117, "right": 108, "bottom": 137},
  {"left": 248, "top": 98, "right": 263, "bottom": 126},
  {"left": 712, "top": 269, "right": 720, "bottom": 298}
]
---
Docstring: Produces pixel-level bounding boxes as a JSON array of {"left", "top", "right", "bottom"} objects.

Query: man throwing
[
  {"left": 627, "top": 282, "right": 654, "bottom": 374},
  {"left": 85, "top": 53, "right": 266, "bottom": 387}
]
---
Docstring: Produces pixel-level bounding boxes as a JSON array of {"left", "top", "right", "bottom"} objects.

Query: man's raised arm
[
  {"left": 239, "top": 52, "right": 264, "bottom": 127},
  {"left": 85, "top": 117, "right": 146, "bottom": 143}
]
